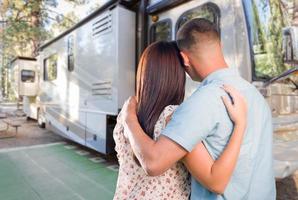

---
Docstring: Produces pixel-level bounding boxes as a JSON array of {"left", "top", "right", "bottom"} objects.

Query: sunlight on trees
[{"left": 0, "top": 0, "right": 91, "bottom": 99}]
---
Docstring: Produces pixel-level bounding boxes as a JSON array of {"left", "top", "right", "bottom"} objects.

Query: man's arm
[
  {"left": 122, "top": 97, "right": 187, "bottom": 176},
  {"left": 183, "top": 124, "right": 246, "bottom": 194},
  {"left": 183, "top": 85, "right": 247, "bottom": 194}
]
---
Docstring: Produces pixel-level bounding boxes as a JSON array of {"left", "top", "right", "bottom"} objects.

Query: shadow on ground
[{"left": 276, "top": 173, "right": 298, "bottom": 200}]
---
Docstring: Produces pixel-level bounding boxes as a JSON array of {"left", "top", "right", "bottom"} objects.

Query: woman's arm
[{"left": 182, "top": 85, "right": 247, "bottom": 194}]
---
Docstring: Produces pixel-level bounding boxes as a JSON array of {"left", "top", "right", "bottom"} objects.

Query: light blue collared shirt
[{"left": 162, "top": 68, "right": 276, "bottom": 200}]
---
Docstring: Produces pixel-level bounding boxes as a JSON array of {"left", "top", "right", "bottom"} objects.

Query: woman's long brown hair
[{"left": 136, "top": 41, "right": 186, "bottom": 139}]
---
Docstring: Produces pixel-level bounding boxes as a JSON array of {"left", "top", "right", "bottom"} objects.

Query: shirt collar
[{"left": 201, "top": 68, "right": 239, "bottom": 86}]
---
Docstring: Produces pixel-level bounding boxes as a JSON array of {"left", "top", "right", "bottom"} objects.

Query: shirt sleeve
[{"left": 161, "top": 86, "right": 222, "bottom": 152}]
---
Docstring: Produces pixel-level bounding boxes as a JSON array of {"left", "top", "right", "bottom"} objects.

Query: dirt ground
[
  {"left": 0, "top": 111, "right": 297, "bottom": 199},
  {"left": 0, "top": 117, "right": 67, "bottom": 149}
]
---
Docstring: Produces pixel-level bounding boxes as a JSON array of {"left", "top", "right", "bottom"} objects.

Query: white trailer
[
  {"left": 20, "top": 0, "right": 298, "bottom": 177},
  {"left": 10, "top": 57, "right": 38, "bottom": 98},
  {"left": 10, "top": 57, "right": 40, "bottom": 118},
  {"left": 34, "top": 4, "right": 135, "bottom": 154}
]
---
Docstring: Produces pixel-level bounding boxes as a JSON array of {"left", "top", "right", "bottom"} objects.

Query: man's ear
[{"left": 180, "top": 51, "right": 190, "bottom": 67}]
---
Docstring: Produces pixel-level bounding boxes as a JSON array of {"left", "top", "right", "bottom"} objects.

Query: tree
[
  {"left": 0, "top": 0, "right": 83, "bottom": 99},
  {"left": 293, "top": 0, "right": 298, "bottom": 25}
]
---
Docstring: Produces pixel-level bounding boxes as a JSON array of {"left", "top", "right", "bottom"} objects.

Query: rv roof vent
[
  {"left": 92, "top": 12, "right": 112, "bottom": 37},
  {"left": 92, "top": 81, "right": 112, "bottom": 98}
]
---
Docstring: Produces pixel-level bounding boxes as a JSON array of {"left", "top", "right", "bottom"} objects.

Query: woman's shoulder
[
  {"left": 161, "top": 105, "right": 179, "bottom": 119},
  {"left": 154, "top": 105, "right": 179, "bottom": 139}
]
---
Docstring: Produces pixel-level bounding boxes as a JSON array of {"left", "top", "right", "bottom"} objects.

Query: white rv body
[
  {"left": 37, "top": 5, "right": 135, "bottom": 154},
  {"left": 10, "top": 57, "right": 40, "bottom": 119}
]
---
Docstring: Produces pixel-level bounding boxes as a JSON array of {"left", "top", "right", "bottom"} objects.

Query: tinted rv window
[
  {"left": 44, "top": 54, "right": 58, "bottom": 81},
  {"left": 150, "top": 19, "right": 172, "bottom": 43},
  {"left": 243, "top": 0, "right": 292, "bottom": 80},
  {"left": 67, "top": 35, "right": 74, "bottom": 72},
  {"left": 21, "top": 70, "right": 35, "bottom": 83},
  {"left": 176, "top": 3, "right": 220, "bottom": 33}
]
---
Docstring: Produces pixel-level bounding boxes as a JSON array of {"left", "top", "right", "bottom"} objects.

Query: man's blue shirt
[{"left": 162, "top": 68, "right": 276, "bottom": 200}]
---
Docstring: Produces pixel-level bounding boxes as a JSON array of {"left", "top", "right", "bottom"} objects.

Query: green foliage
[
  {"left": 51, "top": 11, "right": 79, "bottom": 34},
  {"left": 251, "top": 0, "right": 295, "bottom": 78},
  {"left": 0, "top": 0, "right": 83, "bottom": 100}
]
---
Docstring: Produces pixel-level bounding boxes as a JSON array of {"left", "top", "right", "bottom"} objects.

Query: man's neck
[
  {"left": 191, "top": 51, "right": 229, "bottom": 80},
  {"left": 199, "top": 63, "right": 228, "bottom": 80}
]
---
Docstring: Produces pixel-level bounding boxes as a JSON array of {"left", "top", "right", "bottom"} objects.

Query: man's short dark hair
[{"left": 176, "top": 18, "right": 219, "bottom": 51}]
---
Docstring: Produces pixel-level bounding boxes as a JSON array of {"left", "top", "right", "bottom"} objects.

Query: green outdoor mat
[{"left": 0, "top": 143, "right": 118, "bottom": 200}]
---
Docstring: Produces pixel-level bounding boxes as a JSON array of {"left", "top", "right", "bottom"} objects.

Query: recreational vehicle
[
  {"left": 10, "top": 57, "right": 38, "bottom": 98},
  {"left": 10, "top": 57, "right": 39, "bottom": 115},
  {"left": 20, "top": 0, "right": 298, "bottom": 177},
  {"left": 35, "top": 5, "right": 135, "bottom": 154}
]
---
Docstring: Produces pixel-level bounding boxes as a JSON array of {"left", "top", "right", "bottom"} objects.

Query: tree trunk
[
  {"left": 293, "top": 0, "right": 298, "bottom": 25},
  {"left": 30, "top": 0, "right": 42, "bottom": 56}
]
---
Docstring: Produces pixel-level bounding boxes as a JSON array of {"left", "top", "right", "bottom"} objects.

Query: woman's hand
[
  {"left": 221, "top": 85, "right": 247, "bottom": 128},
  {"left": 121, "top": 96, "right": 138, "bottom": 124}
]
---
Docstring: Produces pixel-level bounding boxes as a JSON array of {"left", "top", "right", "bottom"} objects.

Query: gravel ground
[{"left": 0, "top": 117, "right": 67, "bottom": 149}]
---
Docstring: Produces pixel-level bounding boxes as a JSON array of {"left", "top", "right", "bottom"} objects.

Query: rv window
[
  {"left": 67, "top": 35, "right": 74, "bottom": 72},
  {"left": 243, "top": 0, "right": 293, "bottom": 80},
  {"left": 176, "top": 3, "right": 220, "bottom": 34},
  {"left": 44, "top": 54, "right": 58, "bottom": 81},
  {"left": 21, "top": 70, "right": 35, "bottom": 83},
  {"left": 150, "top": 19, "right": 172, "bottom": 43}
]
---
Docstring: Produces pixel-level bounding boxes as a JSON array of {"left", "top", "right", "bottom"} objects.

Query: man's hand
[
  {"left": 221, "top": 85, "right": 247, "bottom": 126},
  {"left": 122, "top": 96, "right": 138, "bottom": 125}
]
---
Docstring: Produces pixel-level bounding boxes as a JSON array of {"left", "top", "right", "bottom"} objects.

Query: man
[{"left": 122, "top": 18, "right": 276, "bottom": 199}]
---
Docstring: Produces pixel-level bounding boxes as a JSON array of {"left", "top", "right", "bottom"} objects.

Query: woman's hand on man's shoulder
[{"left": 122, "top": 96, "right": 138, "bottom": 125}]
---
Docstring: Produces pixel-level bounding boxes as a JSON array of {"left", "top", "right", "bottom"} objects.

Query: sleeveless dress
[{"left": 113, "top": 105, "right": 191, "bottom": 200}]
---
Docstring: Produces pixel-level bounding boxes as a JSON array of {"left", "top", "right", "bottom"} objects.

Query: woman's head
[{"left": 136, "top": 41, "right": 186, "bottom": 139}]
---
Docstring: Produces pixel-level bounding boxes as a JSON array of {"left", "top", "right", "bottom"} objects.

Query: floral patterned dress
[{"left": 113, "top": 105, "right": 191, "bottom": 200}]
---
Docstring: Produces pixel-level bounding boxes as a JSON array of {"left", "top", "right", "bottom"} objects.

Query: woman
[{"left": 113, "top": 41, "right": 247, "bottom": 199}]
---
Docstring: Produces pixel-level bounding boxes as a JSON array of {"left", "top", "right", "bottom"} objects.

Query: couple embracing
[{"left": 113, "top": 18, "right": 276, "bottom": 200}]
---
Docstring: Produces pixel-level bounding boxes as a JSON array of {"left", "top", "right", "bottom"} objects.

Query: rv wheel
[{"left": 37, "top": 110, "right": 46, "bottom": 129}]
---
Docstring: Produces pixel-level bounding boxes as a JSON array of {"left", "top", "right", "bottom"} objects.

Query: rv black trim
[
  {"left": 106, "top": 115, "right": 117, "bottom": 154},
  {"left": 146, "top": 0, "right": 187, "bottom": 14},
  {"left": 10, "top": 56, "right": 36, "bottom": 64},
  {"left": 174, "top": 2, "right": 221, "bottom": 39},
  {"left": 93, "top": 26, "right": 111, "bottom": 36},
  {"left": 264, "top": 67, "right": 298, "bottom": 87},
  {"left": 241, "top": 0, "right": 261, "bottom": 82},
  {"left": 92, "top": 16, "right": 110, "bottom": 28},
  {"left": 136, "top": 0, "right": 149, "bottom": 63},
  {"left": 149, "top": 18, "right": 172, "bottom": 43},
  {"left": 21, "top": 70, "right": 36, "bottom": 83}
]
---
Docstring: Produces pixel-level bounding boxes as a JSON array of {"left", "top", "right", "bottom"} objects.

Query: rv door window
[
  {"left": 150, "top": 19, "right": 172, "bottom": 43},
  {"left": 21, "top": 70, "right": 35, "bottom": 83},
  {"left": 243, "top": 0, "right": 293, "bottom": 80},
  {"left": 176, "top": 3, "right": 220, "bottom": 34},
  {"left": 67, "top": 35, "right": 74, "bottom": 72},
  {"left": 44, "top": 54, "right": 58, "bottom": 81}
]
